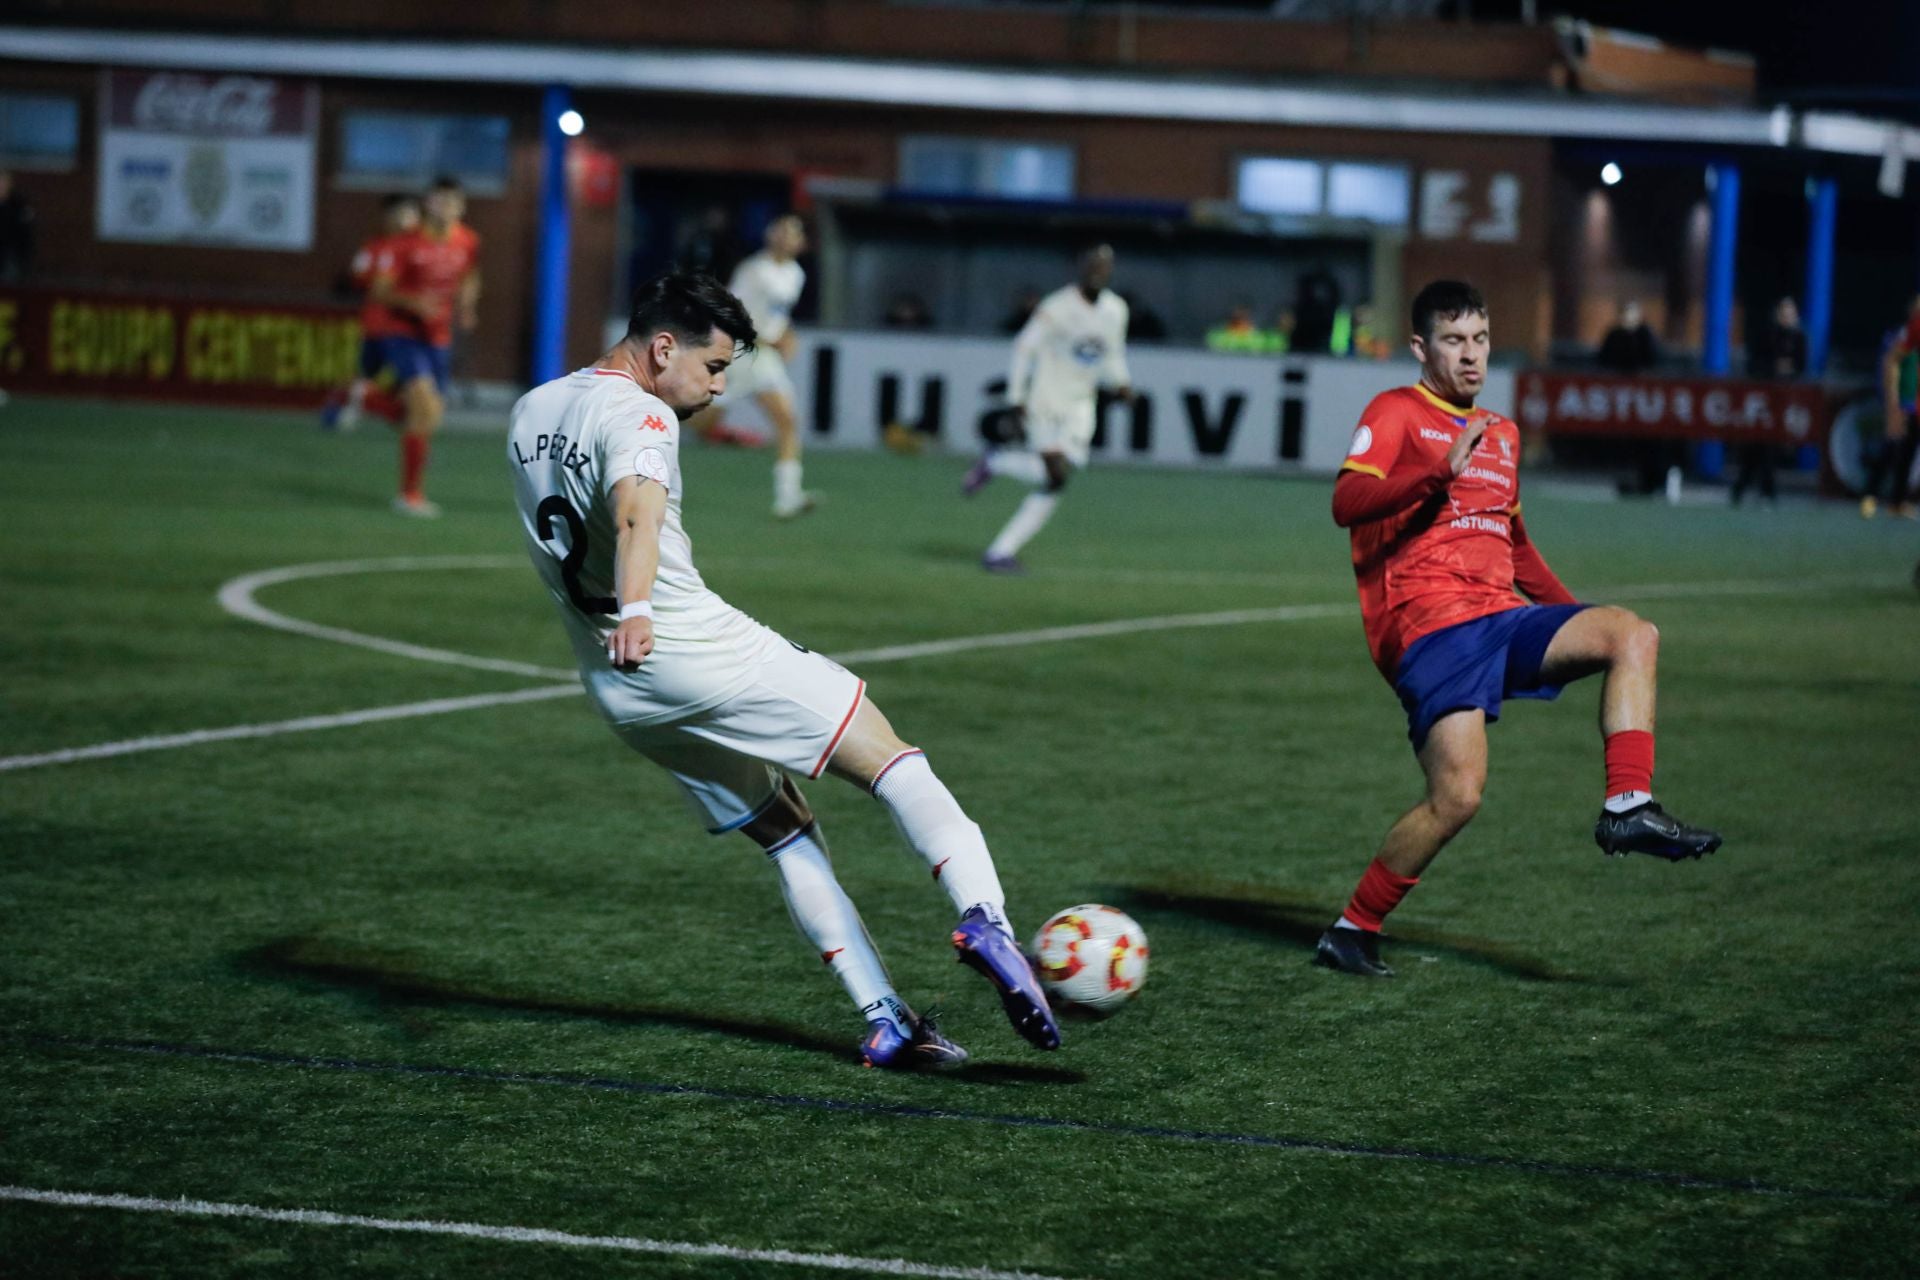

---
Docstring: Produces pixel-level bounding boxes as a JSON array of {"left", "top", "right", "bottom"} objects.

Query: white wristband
[{"left": 618, "top": 600, "right": 653, "bottom": 622}]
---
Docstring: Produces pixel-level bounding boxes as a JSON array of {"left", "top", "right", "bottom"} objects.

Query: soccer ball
[{"left": 1031, "top": 904, "right": 1149, "bottom": 1016}]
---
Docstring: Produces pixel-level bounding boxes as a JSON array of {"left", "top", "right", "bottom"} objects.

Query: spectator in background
[
  {"left": 1292, "top": 263, "right": 1341, "bottom": 354},
  {"left": 1598, "top": 300, "right": 1658, "bottom": 374},
  {"left": 884, "top": 292, "right": 932, "bottom": 330},
  {"left": 1732, "top": 296, "right": 1806, "bottom": 506},
  {"left": 1120, "top": 291, "right": 1167, "bottom": 343},
  {"left": 999, "top": 286, "right": 1041, "bottom": 335},
  {"left": 0, "top": 170, "right": 33, "bottom": 283},
  {"left": 1207, "top": 302, "right": 1268, "bottom": 354},
  {"left": 1864, "top": 293, "right": 1920, "bottom": 520},
  {"left": 1349, "top": 303, "right": 1391, "bottom": 359},
  {"left": 1599, "top": 301, "right": 1668, "bottom": 495}
]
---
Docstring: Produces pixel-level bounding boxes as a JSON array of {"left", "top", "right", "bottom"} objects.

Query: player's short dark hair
[
  {"left": 626, "top": 271, "right": 757, "bottom": 353},
  {"left": 382, "top": 192, "right": 420, "bottom": 212},
  {"left": 428, "top": 175, "right": 463, "bottom": 194},
  {"left": 1411, "top": 280, "right": 1487, "bottom": 341}
]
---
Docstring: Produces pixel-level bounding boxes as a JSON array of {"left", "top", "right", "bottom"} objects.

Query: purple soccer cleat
[
  {"left": 952, "top": 906, "right": 1061, "bottom": 1051},
  {"left": 861, "top": 1012, "right": 968, "bottom": 1071},
  {"left": 981, "top": 553, "right": 1025, "bottom": 575},
  {"left": 961, "top": 454, "right": 994, "bottom": 497}
]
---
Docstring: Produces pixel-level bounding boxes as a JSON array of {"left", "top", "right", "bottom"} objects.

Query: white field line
[
  {"left": 0, "top": 1185, "right": 1081, "bottom": 1280},
  {"left": 0, "top": 559, "right": 1874, "bottom": 776}
]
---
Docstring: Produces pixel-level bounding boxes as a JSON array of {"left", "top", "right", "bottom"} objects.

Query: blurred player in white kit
[
  {"left": 692, "top": 214, "right": 816, "bottom": 519},
  {"left": 506, "top": 271, "right": 1059, "bottom": 1068},
  {"left": 963, "top": 244, "right": 1132, "bottom": 572}
]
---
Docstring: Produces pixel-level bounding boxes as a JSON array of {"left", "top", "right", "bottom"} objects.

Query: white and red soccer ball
[{"left": 1031, "top": 904, "right": 1149, "bottom": 1016}]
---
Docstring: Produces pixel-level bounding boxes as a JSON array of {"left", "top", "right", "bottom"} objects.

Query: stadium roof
[{"left": 4, "top": 25, "right": 1917, "bottom": 159}]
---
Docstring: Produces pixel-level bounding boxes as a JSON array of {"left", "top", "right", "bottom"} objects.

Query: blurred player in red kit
[
  {"left": 362, "top": 177, "right": 482, "bottom": 516},
  {"left": 322, "top": 192, "right": 419, "bottom": 433},
  {"left": 1316, "top": 280, "right": 1721, "bottom": 978}
]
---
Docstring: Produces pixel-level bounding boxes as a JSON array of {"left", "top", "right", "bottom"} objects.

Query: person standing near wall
[
  {"left": 1732, "top": 296, "right": 1806, "bottom": 506},
  {"left": 1864, "top": 293, "right": 1920, "bottom": 520}
]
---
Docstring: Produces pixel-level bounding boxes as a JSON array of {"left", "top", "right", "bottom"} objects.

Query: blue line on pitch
[{"left": 21, "top": 1034, "right": 1891, "bottom": 1206}]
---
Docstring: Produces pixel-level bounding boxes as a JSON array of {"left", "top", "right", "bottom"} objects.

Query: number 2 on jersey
[{"left": 536, "top": 495, "right": 617, "bottom": 615}]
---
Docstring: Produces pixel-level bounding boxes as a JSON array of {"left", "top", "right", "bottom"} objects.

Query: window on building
[
  {"left": 1237, "top": 156, "right": 1411, "bottom": 227},
  {"left": 899, "top": 137, "right": 1075, "bottom": 199},
  {"left": 1326, "top": 162, "right": 1411, "bottom": 225},
  {"left": 337, "top": 112, "right": 510, "bottom": 195},
  {"left": 0, "top": 93, "right": 81, "bottom": 171}
]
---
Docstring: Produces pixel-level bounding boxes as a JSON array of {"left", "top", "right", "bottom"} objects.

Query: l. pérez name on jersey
[{"left": 511, "top": 432, "right": 592, "bottom": 475}]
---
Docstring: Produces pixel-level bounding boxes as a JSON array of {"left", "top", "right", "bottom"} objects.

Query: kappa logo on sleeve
[
  {"left": 641, "top": 414, "right": 668, "bottom": 433},
  {"left": 1348, "top": 425, "right": 1373, "bottom": 456}
]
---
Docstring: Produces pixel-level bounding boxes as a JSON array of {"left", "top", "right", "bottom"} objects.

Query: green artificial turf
[{"left": 2, "top": 398, "right": 1917, "bottom": 1277}]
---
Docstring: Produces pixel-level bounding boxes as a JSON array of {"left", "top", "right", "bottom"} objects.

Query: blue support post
[
  {"left": 530, "top": 83, "right": 574, "bottom": 387},
  {"left": 1799, "top": 175, "right": 1838, "bottom": 469},
  {"left": 1698, "top": 162, "right": 1742, "bottom": 481}
]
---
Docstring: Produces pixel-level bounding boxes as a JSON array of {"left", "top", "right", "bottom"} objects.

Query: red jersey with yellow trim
[
  {"left": 1340, "top": 384, "right": 1528, "bottom": 677},
  {"left": 363, "top": 221, "right": 480, "bottom": 347}
]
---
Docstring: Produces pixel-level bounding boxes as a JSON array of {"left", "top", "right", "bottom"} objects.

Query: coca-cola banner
[
  {"left": 96, "top": 69, "right": 319, "bottom": 251},
  {"left": 1514, "top": 371, "right": 1826, "bottom": 444}
]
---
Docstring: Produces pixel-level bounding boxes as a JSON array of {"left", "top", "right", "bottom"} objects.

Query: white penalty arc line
[
  {"left": 0, "top": 560, "right": 1873, "bottom": 776},
  {"left": 0, "top": 1186, "right": 1082, "bottom": 1280}
]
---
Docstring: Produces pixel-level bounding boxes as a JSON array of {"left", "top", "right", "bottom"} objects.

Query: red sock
[
  {"left": 400, "top": 434, "right": 429, "bottom": 498},
  {"left": 1604, "top": 729, "right": 1655, "bottom": 800},
  {"left": 1342, "top": 857, "right": 1420, "bottom": 932}
]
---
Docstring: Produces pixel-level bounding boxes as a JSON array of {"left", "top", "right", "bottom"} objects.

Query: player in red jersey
[
  {"left": 322, "top": 193, "right": 419, "bottom": 433},
  {"left": 364, "top": 177, "right": 482, "bottom": 516},
  {"left": 1315, "top": 280, "right": 1721, "bottom": 979}
]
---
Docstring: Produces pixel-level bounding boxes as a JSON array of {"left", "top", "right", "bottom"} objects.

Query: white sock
[
  {"left": 870, "top": 750, "right": 1009, "bottom": 928},
  {"left": 986, "top": 491, "right": 1059, "bottom": 560},
  {"left": 987, "top": 449, "right": 1048, "bottom": 485},
  {"left": 1335, "top": 916, "right": 1364, "bottom": 932},
  {"left": 764, "top": 824, "right": 908, "bottom": 1032},
  {"left": 774, "top": 458, "right": 804, "bottom": 508},
  {"left": 1604, "top": 790, "right": 1653, "bottom": 814}
]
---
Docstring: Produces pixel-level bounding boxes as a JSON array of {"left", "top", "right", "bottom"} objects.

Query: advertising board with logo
[
  {"left": 1514, "top": 371, "right": 1827, "bottom": 444},
  {"left": 97, "top": 68, "right": 319, "bottom": 251}
]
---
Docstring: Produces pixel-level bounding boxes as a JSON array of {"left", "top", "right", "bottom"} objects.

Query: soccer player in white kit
[
  {"left": 508, "top": 272, "right": 1060, "bottom": 1069},
  {"left": 693, "top": 214, "right": 815, "bottom": 519},
  {"left": 964, "top": 244, "right": 1132, "bottom": 572}
]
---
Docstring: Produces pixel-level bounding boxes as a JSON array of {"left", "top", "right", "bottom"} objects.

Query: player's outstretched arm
[
  {"left": 606, "top": 475, "right": 667, "bottom": 669},
  {"left": 1511, "top": 509, "right": 1577, "bottom": 605}
]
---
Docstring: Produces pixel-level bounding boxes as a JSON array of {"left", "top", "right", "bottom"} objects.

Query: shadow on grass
[
  {"left": 238, "top": 935, "right": 1083, "bottom": 1086},
  {"left": 1112, "top": 882, "right": 1597, "bottom": 984}
]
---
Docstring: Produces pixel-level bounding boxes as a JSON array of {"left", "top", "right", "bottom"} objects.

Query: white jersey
[
  {"left": 508, "top": 367, "right": 783, "bottom": 725},
  {"left": 728, "top": 251, "right": 806, "bottom": 345},
  {"left": 1009, "top": 285, "right": 1131, "bottom": 414}
]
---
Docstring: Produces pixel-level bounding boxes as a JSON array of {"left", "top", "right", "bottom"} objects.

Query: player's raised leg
[
  {"left": 395, "top": 372, "right": 443, "bottom": 516},
  {"left": 1316, "top": 709, "right": 1487, "bottom": 977},
  {"left": 735, "top": 775, "right": 965, "bottom": 1070},
  {"left": 981, "top": 450, "right": 1070, "bottom": 574},
  {"left": 826, "top": 697, "right": 1060, "bottom": 1050},
  {"left": 1535, "top": 605, "right": 1721, "bottom": 859},
  {"left": 761, "top": 389, "right": 815, "bottom": 520}
]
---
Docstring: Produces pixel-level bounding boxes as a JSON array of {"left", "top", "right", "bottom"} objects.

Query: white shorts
[
  {"left": 719, "top": 345, "right": 795, "bottom": 403},
  {"left": 611, "top": 640, "right": 866, "bottom": 832},
  {"left": 1024, "top": 398, "right": 1097, "bottom": 466}
]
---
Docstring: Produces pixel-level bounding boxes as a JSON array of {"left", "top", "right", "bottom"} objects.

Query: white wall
[{"left": 740, "top": 330, "right": 1515, "bottom": 473}]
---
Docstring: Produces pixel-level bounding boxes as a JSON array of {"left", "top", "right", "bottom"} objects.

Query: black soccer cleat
[
  {"left": 1313, "top": 926, "right": 1395, "bottom": 978},
  {"left": 1594, "top": 801, "right": 1722, "bottom": 861}
]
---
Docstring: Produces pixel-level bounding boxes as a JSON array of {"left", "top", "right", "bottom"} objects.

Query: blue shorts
[
  {"left": 1393, "top": 603, "right": 1590, "bottom": 751},
  {"left": 362, "top": 337, "right": 449, "bottom": 391}
]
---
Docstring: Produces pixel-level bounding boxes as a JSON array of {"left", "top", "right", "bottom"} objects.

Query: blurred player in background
[
  {"left": 322, "top": 192, "right": 420, "bottom": 433},
  {"left": 690, "top": 214, "right": 816, "bottom": 519},
  {"left": 964, "top": 244, "right": 1132, "bottom": 573},
  {"left": 364, "top": 176, "right": 481, "bottom": 516},
  {"left": 1317, "top": 280, "right": 1721, "bottom": 979},
  {"left": 507, "top": 271, "right": 1060, "bottom": 1067},
  {"left": 1864, "top": 292, "right": 1920, "bottom": 520}
]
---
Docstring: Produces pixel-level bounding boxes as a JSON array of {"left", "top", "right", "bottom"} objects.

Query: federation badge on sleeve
[{"left": 1348, "top": 425, "right": 1373, "bottom": 456}]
